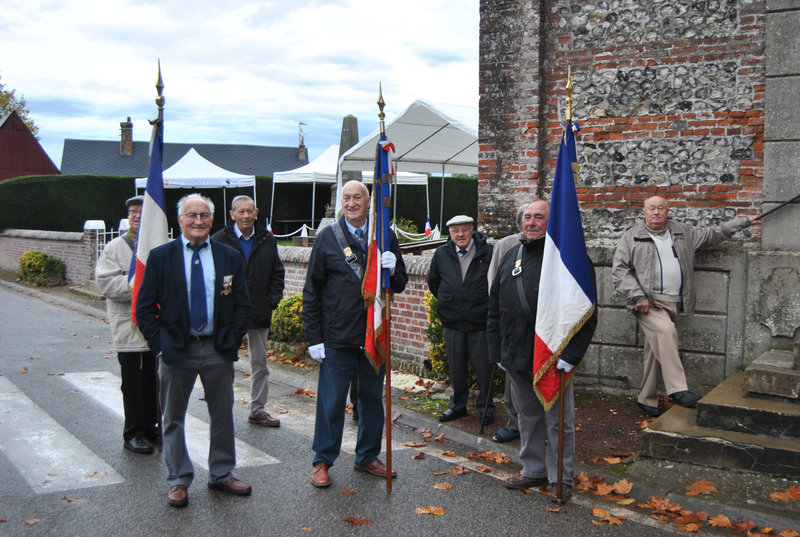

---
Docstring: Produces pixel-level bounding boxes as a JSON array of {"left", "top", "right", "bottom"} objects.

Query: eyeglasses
[
  {"left": 183, "top": 212, "right": 212, "bottom": 221},
  {"left": 128, "top": 209, "right": 142, "bottom": 215}
]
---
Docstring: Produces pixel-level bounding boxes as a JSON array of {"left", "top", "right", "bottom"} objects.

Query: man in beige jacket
[{"left": 96, "top": 195, "right": 159, "bottom": 454}]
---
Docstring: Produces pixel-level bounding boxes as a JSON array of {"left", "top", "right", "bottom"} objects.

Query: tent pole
[
  {"left": 439, "top": 164, "right": 445, "bottom": 230},
  {"left": 223, "top": 190, "right": 228, "bottom": 225},
  {"left": 312, "top": 182, "right": 316, "bottom": 228},
  {"left": 425, "top": 175, "right": 430, "bottom": 225},
  {"left": 269, "top": 179, "right": 276, "bottom": 231}
]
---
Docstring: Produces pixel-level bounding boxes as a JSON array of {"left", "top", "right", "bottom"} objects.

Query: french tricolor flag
[
  {"left": 532, "top": 122, "right": 595, "bottom": 410},
  {"left": 424, "top": 216, "right": 431, "bottom": 237},
  {"left": 129, "top": 119, "right": 169, "bottom": 322}
]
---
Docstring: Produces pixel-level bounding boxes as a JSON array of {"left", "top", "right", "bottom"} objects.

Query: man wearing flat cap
[
  {"left": 428, "top": 215, "right": 495, "bottom": 425},
  {"left": 96, "top": 195, "right": 160, "bottom": 454}
]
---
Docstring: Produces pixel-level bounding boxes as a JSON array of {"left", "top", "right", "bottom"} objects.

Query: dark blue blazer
[{"left": 135, "top": 237, "right": 251, "bottom": 366}]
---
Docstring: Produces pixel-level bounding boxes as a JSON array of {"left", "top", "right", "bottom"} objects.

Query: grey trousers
[
  {"left": 246, "top": 328, "right": 271, "bottom": 415},
  {"left": 502, "top": 373, "right": 519, "bottom": 431},
  {"left": 635, "top": 301, "right": 688, "bottom": 407},
  {"left": 507, "top": 368, "right": 575, "bottom": 485},
  {"left": 160, "top": 340, "right": 236, "bottom": 488}
]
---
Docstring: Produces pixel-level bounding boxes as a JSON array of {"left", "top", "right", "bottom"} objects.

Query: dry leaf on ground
[
  {"left": 777, "top": 530, "right": 800, "bottom": 537},
  {"left": 440, "top": 450, "right": 456, "bottom": 457},
  {"left": 340, "top": 488, "right": 356, "bottom": 495},
  {"left": 435, "top": 433, "right": 446, "bottom": 442},
  {"left": 612, "top": 479, "right": 633, "bottom": 495},
  {"left": 342, "top": 517, "right": 370, "bottom": 526},
  {"left": 433, "top": 482, "right": 454, "bottom": 490},
  {"left": 476, "top": 465, "right": 492, "bottom": 473},
  {"left": 771, "top": 491, "right": 792, "bottom": 503},
  {"left": 415, "top": 506, "right": 445, "bottom": 516},
  {"left": 591, "top": 507, "right": 623, "bottom": 526},
  {"left": 685, "top": 480, "right": 718, "bottom": 496},
  {"left": 448, "top": 465, "right": 470, "bottom": 475},
  {"left": 604, "top": 457, "right": 622, "bottom": 465},
  {"left": 412, "top": 452, "right": 425, "bottom": 460},
  {"left": 708, "top": 514, "right": 732, "bottom": 529},
  {"left": 403, "top": 441, "right": 426, "bottom": 448}
]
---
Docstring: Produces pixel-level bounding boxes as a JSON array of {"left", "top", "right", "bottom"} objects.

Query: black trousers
[
  {"left": 443, "top": 327, "right": 495, "bottom": 415},
  {"left": 117, "top": 351, "right": 160, "bottom": 441}
]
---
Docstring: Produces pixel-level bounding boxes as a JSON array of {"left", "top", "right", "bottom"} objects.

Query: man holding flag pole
[
  {"left": 487, "top": 69, "right": 596, "bottom": 504},
  {"left": 303, "top": 87, "right": 407, "bottom": 490}
]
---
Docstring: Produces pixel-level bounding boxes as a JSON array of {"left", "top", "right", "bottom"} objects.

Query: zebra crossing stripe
[
  {"left": 62, "top": 371, "right": 280, "bottom": 469},
  {"left": 0, "top": 376, "right": 123, "bottom": 493}
]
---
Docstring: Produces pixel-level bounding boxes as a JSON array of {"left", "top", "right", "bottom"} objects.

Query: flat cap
[
  {"left": 446, "top": 215, "right": 474, "bottom": 227},
  {"left": 126, "top": 195, "right": 145, "bottom": 207}
]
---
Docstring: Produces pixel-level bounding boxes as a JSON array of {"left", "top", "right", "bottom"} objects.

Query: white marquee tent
[
  {"left": 335, "top": 99, "right": 478, "bottom": 228},
  {"left": 135, "top": 148, "right": 256, "bottom": 224},
  {"left": 272, "top": 144, "right": 428, "bottom": 227}
]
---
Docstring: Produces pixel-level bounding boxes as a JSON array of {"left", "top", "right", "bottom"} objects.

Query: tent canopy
[
  {"left": 271, "top": 144, "right": 428, "bottom": 227},
  {"left": 335, "top": 99, "right": 478, "bottom": 216},
  {"left": 134, "top": 147, "right": 255, "bottom": 189},
  {"left": 135, "top": 147, "right": 256, "bottom": 224}
]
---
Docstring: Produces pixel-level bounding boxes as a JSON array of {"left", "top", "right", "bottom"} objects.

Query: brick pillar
[{"left": 120, "top": 117, "right": 133, "bottom": 156}]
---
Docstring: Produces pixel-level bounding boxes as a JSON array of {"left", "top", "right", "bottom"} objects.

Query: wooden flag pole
[{"left": 556, "top": 369, "right": 566, "bottom": 504}]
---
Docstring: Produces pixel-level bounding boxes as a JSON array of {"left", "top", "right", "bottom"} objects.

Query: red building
[{"left": 0, "top": 111, "right": 60, "bottom": 181}]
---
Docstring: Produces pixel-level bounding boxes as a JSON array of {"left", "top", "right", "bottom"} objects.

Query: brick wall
[
  {"left": 479, "top": 0, "right": 765, "bottom": 243},
  {"left": 0, "top": 229, "right": 98, "bottom": 285}
]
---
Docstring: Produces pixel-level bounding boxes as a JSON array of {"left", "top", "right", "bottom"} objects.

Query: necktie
[
  {"left": 458, "top": 248, "right": 467, "bottom": 257},
  {"left": 188, "top": 242, "right": 208, "bottom": 332},
  {"left": 354, "top": 228, "right": 366, "bottom": 251}
]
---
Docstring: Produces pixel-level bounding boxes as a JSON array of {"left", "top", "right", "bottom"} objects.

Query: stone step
[
  {"left": 744, "top": 350, "right": 800, "bottom": 399},
  {"left": 696, "top": 371, "right": 800, "bottom": 441},
  {"left": 643, "top": 405, "right": 800, "bottom": 477}
]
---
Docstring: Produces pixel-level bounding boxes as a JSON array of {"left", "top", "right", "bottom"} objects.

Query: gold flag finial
[
  {"left": 378, "top": 83, "right": 386, "bottom": 135},
  {"left": 155, "top": 59, "right": 165, "bottom": 124},
  {"left": 565, "top": 66, "right": 573, "bottom": 122}
]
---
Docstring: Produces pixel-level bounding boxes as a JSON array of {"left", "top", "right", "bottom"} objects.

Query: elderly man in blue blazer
[{"left": 136, "top": 193, "right": 251, "bottom": 508}]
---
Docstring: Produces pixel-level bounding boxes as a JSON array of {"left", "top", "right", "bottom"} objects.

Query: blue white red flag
[
  {"left": 532, "top": 122, "right": 595, "bottom": 410},
  {"left": 266, "top": 218, "right": 273, "bottom": 234},
  {"left": 129, "top": 120, "right": 169, "bottom": 322},
  {"left": 362, "top": 133, "right": 395, "bottom": 373},
  {"left": 424, "top": 216, "right": 431, "bottom": 237}
]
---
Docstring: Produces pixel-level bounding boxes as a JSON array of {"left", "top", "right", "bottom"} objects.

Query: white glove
[
  {"left": 380, "top": 251, "right": 397, "bottom": 274},
  {"left": 556, "top": 359, "right": 574, "bottom": 373},
  {"left": 308, "top": 343, "right": 326, "bottom": 363}
]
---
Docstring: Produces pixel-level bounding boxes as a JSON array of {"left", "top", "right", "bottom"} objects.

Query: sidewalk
[{"left": 3, "top": 279, "right": 799, "bottom": 530}]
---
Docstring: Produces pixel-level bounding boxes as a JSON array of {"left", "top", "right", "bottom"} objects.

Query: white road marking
[
  {"left": 0, "top": 376, "right": 123, "bottom": 493},
  {"left": 62, "top": 371, "right": 279, "bottom": 469}
]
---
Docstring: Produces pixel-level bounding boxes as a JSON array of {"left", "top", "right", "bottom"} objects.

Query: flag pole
[
  {"left": 153, "top": 61, "right": 165, "bottom": 450},
  {"left": 555, "top": 66, "right": 574, "bottom": 505},
  {"left": 377, "top": 86, "right": 393, "bottom": 493}
]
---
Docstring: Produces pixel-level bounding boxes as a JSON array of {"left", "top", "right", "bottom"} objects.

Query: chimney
[
  {"left": 120, "top": 117, "right": 133, "bottom": 156},
  {"left": 298, "top": 143, "right": 308, "bottom": 164}
]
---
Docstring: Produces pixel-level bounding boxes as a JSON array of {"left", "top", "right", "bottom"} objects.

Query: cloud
[{"left": 1, "top": 0, "right": 478, "bottom": 166}]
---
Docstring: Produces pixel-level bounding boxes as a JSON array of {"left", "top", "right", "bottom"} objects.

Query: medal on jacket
[
  {"left": 221, "top": 274, "right": 233, "bottom": 295},
  {"left": 512, "top": 258, "right": 522, "bottom": 277}
]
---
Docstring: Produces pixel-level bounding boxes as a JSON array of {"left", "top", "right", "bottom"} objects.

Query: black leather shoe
[
  {"left": 493, "top": 427, "right": 520, "bottom": 443},
  {"left": 669, "top": 390, "right": 702, "bottom": 408},
  {"left": 637, "top": 402, "right": 663, "bottom": 418},
  {"left": 438, "top": 408, "right": 466, "bottom": 422},
  {"left": 124, "top": 435, "right": 154, "bottom": 454}
]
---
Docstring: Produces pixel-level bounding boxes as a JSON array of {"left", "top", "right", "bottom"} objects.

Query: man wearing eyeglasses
[
  {"left": 136, "top": 193, "right": 251, "bottom": 508},
  {"left": 96, "top": 195, "right": 159, "bottom": 455}
]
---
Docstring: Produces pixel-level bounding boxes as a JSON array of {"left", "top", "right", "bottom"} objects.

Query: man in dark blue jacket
[
  {"left": 428, "top": 215, "right": 495, "bottom": 425},
  {"left": 212, "top": 195, "right": 285, "bottom": 428},
  {"left": 136, "top": 193, "right": 251, "bottom": 508},
  {"left": 303, "top": 180, "right": 408, "bottom": 488}
]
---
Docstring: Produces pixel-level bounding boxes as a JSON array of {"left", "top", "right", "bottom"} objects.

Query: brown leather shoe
[
  {"left": 248, "top": 412, "right": 280, "bottom": 427},
  {"left": 353, "top": 459, "right": 397, "bottom": 478},
  {"left": 311, "top": 462, "right": 331, "bottom": 488},
  {"left": 208, "top": 477, "right": 252, "bottom": 496},
  {"left": 167, "top": 485, "right": 188, "bottom": 508},
  {"left": 550, "top": 483, "right": 573, "bottom": 504}
]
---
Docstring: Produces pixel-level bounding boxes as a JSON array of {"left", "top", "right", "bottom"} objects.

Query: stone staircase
[{"left": 643, "top": 349, "right": 800, "bottom": 477}]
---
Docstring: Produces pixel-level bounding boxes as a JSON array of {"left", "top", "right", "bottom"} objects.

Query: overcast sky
[{"left": 1, "top": 0, "right": 478, "bottom": 168}]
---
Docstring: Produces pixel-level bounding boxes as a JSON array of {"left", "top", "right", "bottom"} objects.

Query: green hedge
[{"left": 0, "top": 174, "right": 478, "bottom": 235}]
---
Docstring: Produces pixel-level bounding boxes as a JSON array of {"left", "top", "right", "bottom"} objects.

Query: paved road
[{"left": 0, "top": 284, "right": 795, "bottom": 536}]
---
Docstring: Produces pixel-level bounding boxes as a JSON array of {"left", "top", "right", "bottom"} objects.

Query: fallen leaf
[
  {"left": 790, "top": 487, "right": 800, "bottom": 500},
  {"left": 547, "top": 507, "right": 562, "bottom": 513},
  {"left": 592, "top": 483, "right": 614, "bottom": 496},
  {"left": 340, "top": 488, "right": 356, "bottom": 496},
  {"left": 604, "top": 457, "right": 622, "bottom": 465},
  {"left": 435, "top": 433, "right": 446, "bottom": 442},
  {"left": 403, "top": 441, "right": 426, "bottom": 448},
  {"left": 612, "top": 479, "right": 633, "bottom": 495},
  {"left": 732, "top": 520, "right": 757, "bottom": 532},
  {"left": 432, "top": 471, "right": 447, "bottom": 476},
  {"left": 475, "top": 465, "right": 492, "bottom": 473},
  {"left": 404, "top": 386, "right": 414, "bottom": 393},
  {"left": 708, "top": 514, "right": 732, "bottom": 528},
  {"left": 675, "top": 511, "right": 708, "bottom": 524},
  {"left": 685, "top": 480, "right": 718, "bottom": 496},
  {"left": 760, "top": 527, "right": 773, "bottom": 534},
  {"left": 433, "top": 482, "right": 453, "bottom": 490},
  {"left": 412, "top": 452, "right": 425, "bottom": 460},
  {"left": 468, "top": 452, "right": 480, "bottom": 459},
  {"left": 391, "top": 411, "right": 401, "bottom": 422},
  {"left": 591, "top": 456, "right": 601, "bottom": 463},
  {"left": 24, "top": 519, "right": 40, "bottom": 525},
  {"left": 448, "top": 465, "right": 470, "bottom": 475},
  {"left": 591, "top": 507, "right": 623, "bottom": 525},
  {"left": 730, "top": 386, "right": 746, "bottom": 392},
  {"left": 777, "top": 530, "right": 800, "bottom": 537},
  {"left": 301, "top": 527, "right": 311, "bottom": 532},
  {"left": 21, "top": 367, "right": 28, "bottom": 373},
  {"left": 771, "top": 491, "right": 792, "bottom": 503},
  {"left": 440, "top": 450, "right": 456, "bottom": 457},
  {"left": 61, "top": 495, "right": 79, "bottom": 502},
  {"left": 415, "top": 506, "right": 445, "bottom": 516},
  {"left": 399, "top": 395, "right": 410, "bottom": 400},
  {"left": 616, "top": 498, "right": 636, "bottom": 505},
  {"left": 520, "top": 488, "right": 535, "bottom": 494},
  {"left": 342, "top": 517, "right": 370, "bottom": 526},
  {"left": 675, "top": 522, "right": 700, "bottom": 532},
  {"left": 89, "top": 471, "right": 106, "bottom": 478},
  {"left": 0, "top": 516, "right": 5, "bottom": 522}
]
